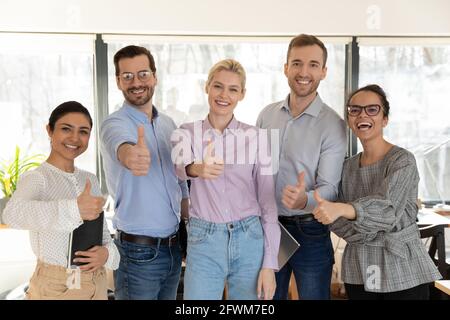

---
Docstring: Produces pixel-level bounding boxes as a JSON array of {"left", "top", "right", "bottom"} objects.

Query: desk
[
  {"left": 418, "top": 208, "right": 450, "bottom": 226},
  {"left": 435, "top": 280, "right": 450, "bottom": 295}
]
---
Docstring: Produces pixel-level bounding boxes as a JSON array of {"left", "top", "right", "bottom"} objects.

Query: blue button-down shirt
[
  {"left": 257, "top": 94, "right": 347, "bottom": 216},
  {"left": 100, "top": 102, "right": 189, "bottom": 237}
]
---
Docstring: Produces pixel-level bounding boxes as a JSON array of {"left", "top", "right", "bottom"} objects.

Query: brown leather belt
[
  {"left": 116, "top": 230, "right": 178, "bottom": 246},
  {"left": 279, "top": 214, "right": 316, "bottom": 224}
]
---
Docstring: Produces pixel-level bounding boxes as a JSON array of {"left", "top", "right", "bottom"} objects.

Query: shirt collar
[
  {"left": 202, "top": 115, "right": 239, "bottom": 136},
  {"left": 280, "top": 93, "right": 323, "bottom": 118},
  {"left": 123, "top": 101, "right": 159, "bottom": 123}
]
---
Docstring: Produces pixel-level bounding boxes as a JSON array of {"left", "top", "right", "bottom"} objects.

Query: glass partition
[
  {"left": 359, "top": 38, "right": 450, "bottom": 202},
  {"left": 0, "top": 33, "right": 96, "bottom": 173},
  {"left": 105, "top": 36, "right": 347, "bottom": 126}
]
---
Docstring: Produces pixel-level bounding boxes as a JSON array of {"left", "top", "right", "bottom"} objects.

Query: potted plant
[{"left": 0, "top": 146, "right": 45, "bottom": 224}]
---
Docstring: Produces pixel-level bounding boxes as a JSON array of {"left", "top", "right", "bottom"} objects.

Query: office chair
[
  {"left": 419, "top": 224, "right": 449, "bottom": 278},
  {"left": 419, "top": 224, "right": 450, "bottom": 299}
]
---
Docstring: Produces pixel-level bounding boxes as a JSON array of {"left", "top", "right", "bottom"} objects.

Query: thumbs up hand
[
  {"left": 186, "top": 139, "right": 224, "bottom": 179},
  {"left": 312, "top": 190, "right": 355, "bottom": 225},
  {"left": 282, "top": 171, "right": 307, "bottom": 210},
  {"left": 124, "top": 126, "right": 151, "bottom": 176},
  {"left": 77, "top": 179, "right": 106, "bottom": 221}
]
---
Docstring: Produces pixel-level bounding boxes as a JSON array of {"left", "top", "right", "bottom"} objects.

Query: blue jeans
[
  {"left": 274, "top": 219, "right": 334, "bottom": 300},
  {"left": 113, "top": 237, "right": 182, "bottom": 300},
  {"left": 183, "top": 216, "right": 264, "bottom": 300}
]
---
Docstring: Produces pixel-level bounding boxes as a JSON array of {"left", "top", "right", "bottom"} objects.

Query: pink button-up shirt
[{"left": 171, "top": 117, "right": 280, "bottom": 269}]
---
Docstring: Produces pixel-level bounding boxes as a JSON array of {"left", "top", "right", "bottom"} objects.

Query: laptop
[{"left": 277, "top": 222, "right": 300, "bottom": 269}]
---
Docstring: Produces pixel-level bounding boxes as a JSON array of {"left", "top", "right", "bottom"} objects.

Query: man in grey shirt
[{"left": 256, "top": 34, "right": 346, "bottom": 299}]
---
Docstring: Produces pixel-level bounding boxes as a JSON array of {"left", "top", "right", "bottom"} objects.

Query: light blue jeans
[{"left": 183, "top": 215, "right": 264, "bottom": 300}]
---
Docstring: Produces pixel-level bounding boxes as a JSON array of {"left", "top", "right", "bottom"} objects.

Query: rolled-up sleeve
[{"left": 100, "top": 117, "right": 136, "bottom": 162}]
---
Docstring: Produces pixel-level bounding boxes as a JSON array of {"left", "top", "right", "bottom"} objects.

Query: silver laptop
[{"left": 277, "top": 222, "right": 300, "bottom": 269}]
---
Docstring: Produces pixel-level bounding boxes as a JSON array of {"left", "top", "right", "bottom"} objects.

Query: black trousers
[{"left": 344, "top": 283, "right": 430, "bottom": 300}]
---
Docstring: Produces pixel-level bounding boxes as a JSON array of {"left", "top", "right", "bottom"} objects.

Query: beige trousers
[{"left": 26, "top": 260, "right": 107, "bottom": 300}]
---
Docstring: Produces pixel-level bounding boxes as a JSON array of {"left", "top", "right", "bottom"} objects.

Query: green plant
[{"left": 0, "top": 146, "right": 45, "bottom": 198}]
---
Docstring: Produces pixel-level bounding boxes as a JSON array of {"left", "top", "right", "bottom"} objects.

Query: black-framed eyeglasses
[
  {"left": 346, "top": 104, "right": 382, "bottom": 117},
  {"left": 119, "top": 70, "right": 153, "bottom": 83}
]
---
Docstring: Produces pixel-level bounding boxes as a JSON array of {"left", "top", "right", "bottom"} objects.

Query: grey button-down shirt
[{"left": 256, "top": 94, "right": 347, "bottom": 216}]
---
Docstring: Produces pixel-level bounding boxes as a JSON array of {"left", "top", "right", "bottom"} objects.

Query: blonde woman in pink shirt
[{"left": 172, "top": 59, "right": 281, "bottom": 300}]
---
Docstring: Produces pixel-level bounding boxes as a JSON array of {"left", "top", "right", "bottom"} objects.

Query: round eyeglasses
[
  {"left": 346, "top": 104, "right": 382, "bottom": 117},
  {"left": 119, "top": 70, "right": 153, "bottom": 83}
]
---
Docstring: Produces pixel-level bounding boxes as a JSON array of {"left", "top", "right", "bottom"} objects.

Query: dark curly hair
[{"left": 346, "top": 84, "right": 390, "bottom": 118}]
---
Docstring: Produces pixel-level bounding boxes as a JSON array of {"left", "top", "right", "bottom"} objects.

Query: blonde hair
[{"left": 206, "top": 59, "right": 246, "bottom": 92}]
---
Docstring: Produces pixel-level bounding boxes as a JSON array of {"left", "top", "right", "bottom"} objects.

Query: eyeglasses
[
  {"left": 346, "top": 104, "right": 382, "bottom": 117},
  {"left": 119, "top": 70, "right": 153, "bottom": 83}
]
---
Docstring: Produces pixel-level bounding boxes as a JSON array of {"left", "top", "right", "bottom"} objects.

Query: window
[
  {"left": 359, "top": 38, "right": 450, "bottom": 202},
  {"left": 105, "top": 36, "right": 347, "bottom": 126},
  {"left": 0, "top": 33, "right": 96, "bottom": 173}
]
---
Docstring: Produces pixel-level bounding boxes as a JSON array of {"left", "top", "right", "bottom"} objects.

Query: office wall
[{"left": 1, "top": 0, "right": 450, "bottom": 36}]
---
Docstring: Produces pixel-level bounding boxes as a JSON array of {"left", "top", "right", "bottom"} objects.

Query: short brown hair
[
  {"left": 113, "top": 45, "right": 156, "bottom": 76},
  {"left": 286, "top": 34, "right": 328, "bottom": 67}
]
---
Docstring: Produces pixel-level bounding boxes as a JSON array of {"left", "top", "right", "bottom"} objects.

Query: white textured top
[{"left": 3, "top": 162, "right": 120, "bottom": 270}]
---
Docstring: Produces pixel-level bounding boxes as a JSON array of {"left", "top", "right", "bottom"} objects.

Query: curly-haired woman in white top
[{"left": 3, "top": 101, "right": 120, "bottom": 300}]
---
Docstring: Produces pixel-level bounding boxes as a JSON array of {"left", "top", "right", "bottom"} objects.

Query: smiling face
[
  {"left": 47, "top": 112, "right": 91, "bottom": 165},
  {"left": 206, "top": 69, "right": 245, "bottom": 119},
  {"left": 347, "top": 90, "right": 388, "bottom": 143},
  {"left": 284, "top": 45, "right": 327, "bottom": 101},
  {"left": 116, "top": 54, "right": 157, "bottom": 108}
]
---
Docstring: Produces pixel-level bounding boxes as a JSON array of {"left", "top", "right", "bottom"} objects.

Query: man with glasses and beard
[{"left": 100, "top": 45, "right": 189, "bottom": 300}]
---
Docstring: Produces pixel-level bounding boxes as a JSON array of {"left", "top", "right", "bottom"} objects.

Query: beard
[
  {"left": 122, "top": 85, "right": 154, "bottom": 106},
  {"left": 288, "top": 78, "right": 321, "bottom": 98}
]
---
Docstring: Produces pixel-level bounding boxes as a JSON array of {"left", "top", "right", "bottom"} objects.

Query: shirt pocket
[
  {"left": 246, "top": 218, "right": 264, "bottom": 240},
  {"left": 125, "top": 243, "right": 159, "bottom": 263},
  {"left": 40, "top": 277, "right": 70, "bottom": 299}
]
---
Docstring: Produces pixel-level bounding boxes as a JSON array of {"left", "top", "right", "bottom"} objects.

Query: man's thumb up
[
  {"left": 314, "top": 189, "right": 324, "bottom": 204},
  {"left": 296, "top": 171, "right": 305, "bottom": 188},
  {"left": 137, "top": 126, "right": 146, "bottom": 148}
]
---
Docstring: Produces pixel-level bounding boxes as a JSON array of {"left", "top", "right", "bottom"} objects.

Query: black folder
[{"left": 69, "top": 212, "right": 104, "bottom": 266}]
